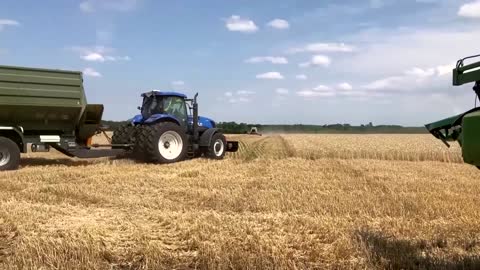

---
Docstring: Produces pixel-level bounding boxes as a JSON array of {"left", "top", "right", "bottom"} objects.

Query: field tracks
[{"left": 229, "top": 134, "right": 462, "bottom": 164}]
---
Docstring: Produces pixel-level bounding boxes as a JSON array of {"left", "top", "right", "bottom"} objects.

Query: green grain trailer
[{"left": 0, "top": 65, "right": 125, "bottom": 170}]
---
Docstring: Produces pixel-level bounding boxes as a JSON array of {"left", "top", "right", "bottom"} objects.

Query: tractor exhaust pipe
[{"left": 193, "top": 93, "right": 199, "bottom": 141}]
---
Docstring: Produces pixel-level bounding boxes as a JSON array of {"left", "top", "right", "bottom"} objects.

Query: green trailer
[
  {"left": 0, "top": 65, "right": 130, "bottom": 170},
  {"left": 426, "top": 54, "right": 480, "bottom": 168}
]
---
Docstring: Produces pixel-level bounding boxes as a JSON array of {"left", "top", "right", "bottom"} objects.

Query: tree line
[{"left": 102, "top": 120, "right": 427, "bottom": 134}]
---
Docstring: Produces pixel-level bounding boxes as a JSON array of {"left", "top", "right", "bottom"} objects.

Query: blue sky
[{"left": 2, "top": 0, "right": 480, "bottom": 125}]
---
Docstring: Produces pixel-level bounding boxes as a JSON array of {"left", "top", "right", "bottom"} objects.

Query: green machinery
[{"left": 426, "top": 54, "right": 480, "bottom": 168}]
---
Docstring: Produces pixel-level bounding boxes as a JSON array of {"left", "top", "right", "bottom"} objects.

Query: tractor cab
[
  {"left": 133, "top": 90, "right": 216, "bottom": 130},
  {"left": 138, "top": 91, "right": 188, "bottom": 127}
]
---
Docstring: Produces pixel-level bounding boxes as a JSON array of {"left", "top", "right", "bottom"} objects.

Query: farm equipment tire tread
[
  {"left": 135, "top": 122, "right": 188, "bottom": 163},
  {"left": 112, "top": 123, "right": 135, "bottom": 146},
  {"left": 0, "top": 136, "right": 20, "bottom": 171},
  {"left": 205, "top": 133, "right": 227, "bottom": 160}
]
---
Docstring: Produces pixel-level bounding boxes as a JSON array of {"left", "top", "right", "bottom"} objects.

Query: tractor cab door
[{"left": 164, "top": 96, "right": 188, "bottom": 128}]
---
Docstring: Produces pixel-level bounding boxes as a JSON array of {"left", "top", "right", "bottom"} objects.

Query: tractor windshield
[{"left": 141, "top": 95, "right": 187, "bottom": 124}]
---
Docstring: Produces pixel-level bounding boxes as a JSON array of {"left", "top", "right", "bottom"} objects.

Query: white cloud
[
  {"left": 0, "top": 19, "right": 19, "bottom": 31},
  {"left": 297, "top": 90, "right": 335, "bottom": 98},
  {"left": 73, "top": 46, "right": 130, "bottom": 62},
  {"left": 267, "top": 19, "right": 290, "bottom": 29},
  {"left": 275, "top": 88, "right": 289, "bottom": 95},
  {"left": 228, "top": 97, "right": 251, "bottom": 104},
  {"left": 237, "top": 90, "right": 255, "bottom": 95},
  {"left": 222, "top": 91, "right": 254, "bottom": 103},
  {"left": 403, "top": 63, "right": 455, "bottom": 79},
  {"left": 297, "top": 83, "right": 374, "bottom": 99},
  {"left": 300, "top": 55, "right": 331, "bottom": 68},
  {"left": 225, "top": 15, "right": 258, "bottom": 33},
  {"left": 362, "top": 62, "right": 454, "bottom": 91},
  {"left": 337, "top": 82, "right": 353, "bottom": 91},
  {"left": 82, "top": 53, "right": 105, "bottom": 62},
  {"left": 83, "top": 68, "right": 102, "bottom": 77},
  {"left": 288, "top": 42, "right": 355, "bottom": 54},
  {"left": 245, "top": 56, "right": 288, "bottom": 64},
  {"left": 313, "top": 85, "right": 333, "bottom": 91},
  {"left": 363, "top": 76, "right": 403, "bottom": 90},
  {"left": 171, "top": 81, "right": 185, "bottom": 86},
  {"left": 295, "top": 74, "right": 308, "bottom": 80},
  {"left": 228, "top": 97, "right": 250, "bottom": 104},
  {"left": 404, "top": 67, "right": 435, "bottom": 77},
  {"left": 256, "top": 72, "right": 284, "bottom": 80},
  {"left": 312, "top": 55, "right": 332, "bottom": 66},
  {"left": 337, "top": 27, "right": 478, "bottom": 77},
  {"left": 458, "top": 1, "right": 480, "bottom": 18},
  {"left": 436, "top": 63, "right": 456, "bottom": 76},
  {"left": 80, "top": 0, "right": 139, "bottom": 13}
]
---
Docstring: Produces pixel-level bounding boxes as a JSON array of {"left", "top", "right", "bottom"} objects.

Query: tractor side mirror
[{"left": 137, "top": 106, "right": 141, "bottom": 110}]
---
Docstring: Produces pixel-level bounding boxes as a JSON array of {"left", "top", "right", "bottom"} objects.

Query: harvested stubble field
[{"left": 1, "top": 133, "right": 480, "bottom": 269}]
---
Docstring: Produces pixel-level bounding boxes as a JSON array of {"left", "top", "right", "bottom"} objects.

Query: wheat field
[{"left": 1, "top": 134, "right": 480, "bottom": 269}]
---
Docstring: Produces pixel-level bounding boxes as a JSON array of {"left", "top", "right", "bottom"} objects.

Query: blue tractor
[{"left": 112, "top": 90, "right": 238, "bottom": 163}]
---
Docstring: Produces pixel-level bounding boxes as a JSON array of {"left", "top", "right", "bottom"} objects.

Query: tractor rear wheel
[
  {"left": 0, "top": 137, "right": 20, "bottom": 171},
  {"left": 135, "top": 122, "right": 188, "bottom": 163},
  {"left": 205, "top": 133, "right": 226, "bottom": 160},
  {"left": 112, "top": 123, "right": 135, "bottom": 147}
]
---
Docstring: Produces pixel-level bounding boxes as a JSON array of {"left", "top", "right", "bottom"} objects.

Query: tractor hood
[{"left": 188, "top": 115, "right": 215, "bottom": 129}]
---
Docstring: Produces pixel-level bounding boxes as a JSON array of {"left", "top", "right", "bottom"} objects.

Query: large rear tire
[
  {"left": 111, "top": 123, "right": 136, "bottom": 158},
  {"left": 0, "top": 137, "right": 20, "bottom": 171},
  {"left": 205, "top": 133, "right": 227, "bottom": 160},
  {"left": 112, "top": 123, "right": 135, "bottom": 147},
  {"left": 135, "top": 122, "right": 188, "bottom": 163}
]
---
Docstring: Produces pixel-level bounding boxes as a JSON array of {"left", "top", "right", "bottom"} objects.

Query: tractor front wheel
[
  {"left": 205, "top": 133, "right": 226, "bottom": 160},
  {"left": 135, "top": 122, "right": 188, "bottom": 163}
]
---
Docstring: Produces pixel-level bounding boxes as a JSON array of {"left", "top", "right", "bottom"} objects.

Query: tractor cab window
[
  {"left": 141, "top": 95, "right": 187, "bottom": 126},
  {"left": 164, "top": 96, "right": 187, "bottom": 123}
]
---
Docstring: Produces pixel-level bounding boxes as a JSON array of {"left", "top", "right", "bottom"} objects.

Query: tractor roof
[{"left": 141, "top": 90, "right": 187, "bottom": 99}]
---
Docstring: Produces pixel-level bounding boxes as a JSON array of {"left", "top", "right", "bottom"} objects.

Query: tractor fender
[{"left": 199, "top": 128, "right": 219, "bottom": 147}]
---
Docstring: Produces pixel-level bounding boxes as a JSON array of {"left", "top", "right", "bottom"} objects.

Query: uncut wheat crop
[{"left": 1, "top": 133, "right": 479, "bottom": 270}]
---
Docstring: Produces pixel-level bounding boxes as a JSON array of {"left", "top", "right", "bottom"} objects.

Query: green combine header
[{"left": 426, "top": 54, "right": 480, "bottom": 168}]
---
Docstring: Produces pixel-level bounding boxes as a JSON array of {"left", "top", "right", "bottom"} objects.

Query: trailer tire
[
  {"left": 135, "top": 122, "right": 187, "bottom": 163},
  {"left": 205, "top": 133, "right": 226, "bottom": 160},
  {"left": 0, "top": 137, "right": 20, "bottom": 171}
]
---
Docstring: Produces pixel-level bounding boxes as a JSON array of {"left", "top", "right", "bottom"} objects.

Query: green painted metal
[
  {"left": 0, "top": 65, "right": 100, "bottom": 141},
  {"left": 425, "top": 114, "right": 462, "bottom": 134},
  {"left": 461, "top": 111, "right": 480, "bottom": 165},
  {"left": 453, "top": 57, "right": 480, "bottom": 86},
  {"left": 426, "top": 54, "right": 480, "bottom": 167}
]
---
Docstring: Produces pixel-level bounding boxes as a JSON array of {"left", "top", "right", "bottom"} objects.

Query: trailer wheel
[
  {"left": 0, "top": 137, "right": 20, "bottom": 171},
  {"left": 135, "top": 122, "right": 187, "bottom": 163},
  {"left": 205, "top": 133, "right": 226, "bottom": 160}
]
